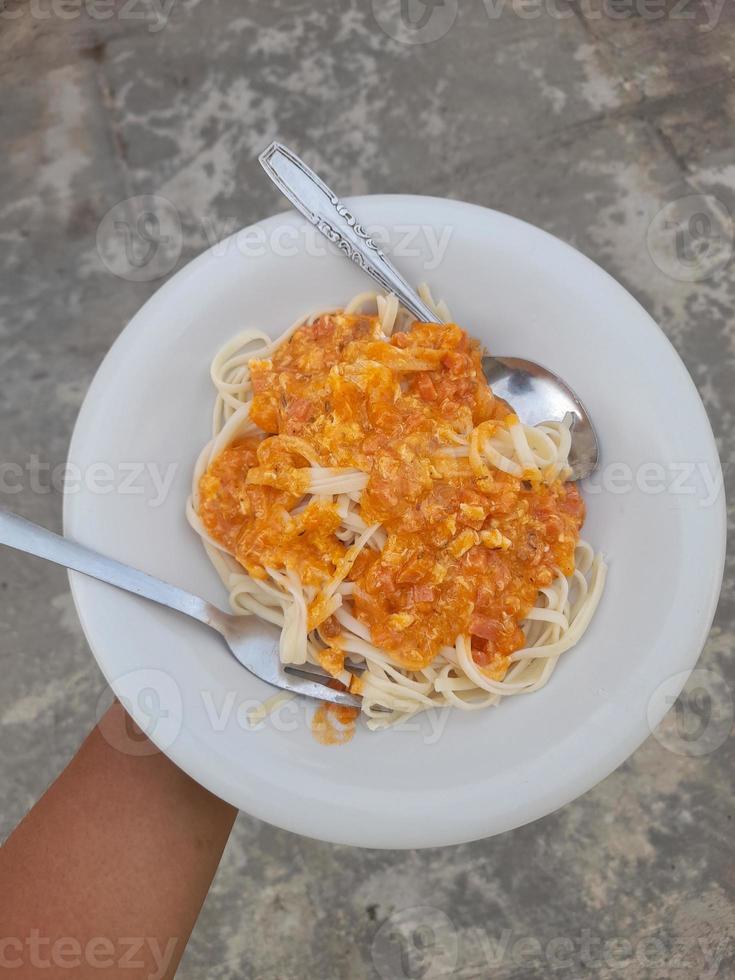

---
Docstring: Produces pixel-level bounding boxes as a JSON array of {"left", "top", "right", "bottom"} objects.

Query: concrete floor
[{"left": 1, "top": 1, "right": 734, "bottom": 977}]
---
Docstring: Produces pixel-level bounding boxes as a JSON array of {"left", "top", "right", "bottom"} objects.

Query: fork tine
[
  {"left": 222, "top": 623, "right": 362, "bottom": 707},
  {"left": 284, "top": 663, "right": 363, "bottom": 686},
  {"left": 286, "top": 660, "right": 365, "bottom": 679},
  {"left": 276, "top": 669, "right": 362, "bottom": 708},
  {"left": 284, "top": 663, "right": 334, "bottom": 682}
]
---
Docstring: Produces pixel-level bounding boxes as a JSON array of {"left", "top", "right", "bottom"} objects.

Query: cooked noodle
[{"left": 187, "top": 289, "right": 606, "bottom": 729}]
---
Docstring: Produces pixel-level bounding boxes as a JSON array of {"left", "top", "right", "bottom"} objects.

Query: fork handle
[
  {"left": 259, "top": 141, "right": 440, "bottom": 324},
  {"left": 0, "top": 508, "right": 227, "bottom": 632}
]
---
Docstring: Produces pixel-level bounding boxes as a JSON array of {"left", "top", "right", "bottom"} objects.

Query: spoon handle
[{"left": 259, "top": 141, "right": 439, "bottom": 324}]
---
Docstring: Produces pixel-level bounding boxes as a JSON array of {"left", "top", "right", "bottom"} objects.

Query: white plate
[{"left": 65, "top": 196, "right": 725, "bottom": 848}]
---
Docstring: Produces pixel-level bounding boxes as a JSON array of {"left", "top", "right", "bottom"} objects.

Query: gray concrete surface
[{"left": 1, "top": 1, "right": 733, "bottom": 977}]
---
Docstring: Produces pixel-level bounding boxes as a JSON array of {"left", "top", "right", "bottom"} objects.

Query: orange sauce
[
  {"left": 198, "top": 312, "right": 584, "bottom": 679},
  {"left": 311, "top": 702, "right": 360, "bottom": 746}
]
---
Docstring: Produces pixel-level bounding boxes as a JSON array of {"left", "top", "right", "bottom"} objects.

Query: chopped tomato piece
[
  {"left": 416, "top": 374, "right": 438, "bottom": 402},
  {"left": 469, "top": 614, "right": 502, "bottom": 642}
]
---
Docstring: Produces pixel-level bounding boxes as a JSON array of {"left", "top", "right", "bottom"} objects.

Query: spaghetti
[{"left": 187, "top": 288, "right": 606, "bottom": 729}]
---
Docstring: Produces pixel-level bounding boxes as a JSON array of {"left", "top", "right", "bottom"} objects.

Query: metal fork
[{"left": 0, "top": 509, "right": 361, "bottom": 709}]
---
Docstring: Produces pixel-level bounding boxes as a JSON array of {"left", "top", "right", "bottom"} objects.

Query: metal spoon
[{"left": 259, "top": 142, "right": 599, "bottom": 480}]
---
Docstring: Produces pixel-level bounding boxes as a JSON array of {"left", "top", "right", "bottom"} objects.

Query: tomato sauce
[{"left": 198, "top": 312, "right": 584, "bottom": 679}]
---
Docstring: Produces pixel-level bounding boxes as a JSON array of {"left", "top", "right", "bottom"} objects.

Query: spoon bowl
[{"left": 483, "top": 355, "right": 599, "bottom": 479}]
